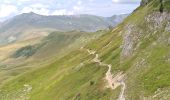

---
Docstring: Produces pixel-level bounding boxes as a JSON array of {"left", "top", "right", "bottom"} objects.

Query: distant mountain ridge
[{"left": 0, "top": 12, "right": 128, "bottom": 44}]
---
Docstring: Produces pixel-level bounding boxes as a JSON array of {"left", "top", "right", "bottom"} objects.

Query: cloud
[
  {"left": 72, "top": 0, "right": 84, "bottom": 15},
  {"left": 73, "top": 6, "right": 85, "bottom": 14},
  {"left": 51, "top": 0, "right": 84, "bottom": 16},
  {"left": 3, "top": 0, "right": 12, "bottom": 4},
  {"left": 0, "top": 0, "right": 140, "bottom": 21},
  {"left": 89, "top": 0, "right": 94, "bottom": 2},
  {"left": 112, "top": 0, "right": 140, "bottom": 4},
  {"left": 77, "top": 0, "right": 82, "bottom": 5},
  {"left": 21, "top": 7, "right": 50, "bottom": 15},
  {"left": 0, "top": 4, "right": 18, "bottom": 17},
  {"left": 52, "top": 9, "right": 67, "bottom": 15},
  {"left": 21, "top": 3, "right": 50, "bottom": 15},
  {"left": 30, "top": 3, "right": 48, "bottom": 8},
  {"left": 73, "top": 6, "right": 81, "bottom": 11},
  {"left": 52, "top": 9, "right": 74, "bottom": 15},
  {"left": 112, "top": 0, "right": 119, "bottom": 3},
  {"left": 17, "top": 0, "right": 30, "bottom": 2}
]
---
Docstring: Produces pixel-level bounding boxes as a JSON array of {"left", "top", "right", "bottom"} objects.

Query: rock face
[
  {"left": 121, "top": 5, "right": 170, "bottom": 59},
  {"left": 121, "top": 23, "right": 143, "bottom": 58},
  {"left": 121, "top": 11, "right": 170, "bottom": 58},
  {"left": 145, "top": 12, "right": 170, "bottom": 31},
  {"left": 121, "top": 24, "right": 135, "bottom": 58}
]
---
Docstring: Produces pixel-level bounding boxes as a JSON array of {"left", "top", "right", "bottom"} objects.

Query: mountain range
[{"left": 0, "top": 13, "right": 128, "bottom": 45}]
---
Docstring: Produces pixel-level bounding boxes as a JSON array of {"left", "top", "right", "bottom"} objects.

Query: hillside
[
  {"left": 0, "top": 30, "right": 105, "bottom": 87},
  {"left": 0, "top": 13, "right": 127, "bottom": 45},
  {"left": 0, "top": 0, "right": 170, "bottom": 100}
]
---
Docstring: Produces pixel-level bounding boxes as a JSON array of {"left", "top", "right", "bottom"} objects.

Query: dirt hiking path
[{"left": 83, "top": 47, "right": 126, "bottom": 100}]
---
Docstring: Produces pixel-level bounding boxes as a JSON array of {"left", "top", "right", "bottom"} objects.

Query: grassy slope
[
  {"left": 0, "top": 29, "right": 122, "bottom": 100},
  {"left": 0, "top": 48, "right": 117, "bottom": 100},
  {"left": 0, "top": 30, "right": 104, "bottom": 88},
  {"left": 0, "top": 0, "right": 170, "bottom": 100}
]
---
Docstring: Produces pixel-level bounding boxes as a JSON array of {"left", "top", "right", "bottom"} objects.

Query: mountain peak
[
  {"left": 20, "top": 12, "right": 42, "bottom": 17},
  {"left": 22, "top": 12, "right": 38, "bottom": 15},
  {"left": 14, "top": 12, "right": 44, "bottom": 21}
]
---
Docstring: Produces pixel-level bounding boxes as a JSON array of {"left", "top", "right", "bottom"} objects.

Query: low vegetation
[{"left": 12, "top": 45, "right": 37, "bottom": 58}]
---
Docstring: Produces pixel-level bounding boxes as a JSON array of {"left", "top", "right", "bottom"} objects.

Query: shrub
[{"left": 12, "top": 45, "right": 36, "bottom": 58}]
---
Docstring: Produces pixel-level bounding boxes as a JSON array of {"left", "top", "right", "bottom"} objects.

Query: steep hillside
[
  {"left": 0, "top": 0, "right": 170, "bottom": 100},
  {"left": 0, "top": 13, "right": 127, "bottom": 45},
  {"left": 0, "top": 30, "right": 105, "bottom": 88}
]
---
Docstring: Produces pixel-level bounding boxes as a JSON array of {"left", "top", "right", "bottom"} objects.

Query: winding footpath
[
  {"left": 83, "top": 47, "right": 126, "bottom": 100},
  {"left": 118, "top": 81, "right": 126, "bottom": 100}
]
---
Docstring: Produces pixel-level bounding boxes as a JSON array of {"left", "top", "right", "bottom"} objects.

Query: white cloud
[
  {"left": 73, "top": 5, "right": 84, "bottom": 14},
  {"left": 51, "top": 1, "right": 85, "bottom": 16},
  {"left": 52, "top": 9, "right": 67, "bottom": 15},
  {"left": 21, "top": 3, "right": 50, "bottom": 15},
  {"left": 52, "top": 9, "right": 74, "bottom": 15},
  {"left": 51, "top": 3, "right": 84, "bottom": 16},
  {"left": 112, "top": 0, "right": 140, "bottom": 3},
  {"left": 30, "top": 3, "right": 48, "bottom": 8},
  {"left": 77, "top": 0, "right": 82, "bottom": 5},
  {"left": 112, "top": 0, "right": 119, "bottom": 3},
  {"left": 0, "top": 0, "right": 140, "bottom": 21},
  {"left": 21, "top": 7, "right": 50, "bottom": 15},
  {"left": 17, "top": 0, "right": 30, "bottom": 2},
  {"left": 89, "top": 0, "right": 94, "bottom": 2},
  {"left": 3, "top": 0, "right": 12, "bottom": 4},
  {"left": 0, "top": 4, "right": 18, "bottom": 17},
  {"left": 73, "top": 6, "right": 80, "bottom": 11}
]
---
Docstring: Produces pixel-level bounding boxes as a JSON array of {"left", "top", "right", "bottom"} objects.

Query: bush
[
  {"left": 12, "top": 45, "right": 36, "bottom": 58},
  {"left": 90, "top": 81, "right": 95, "bottom": 86}
]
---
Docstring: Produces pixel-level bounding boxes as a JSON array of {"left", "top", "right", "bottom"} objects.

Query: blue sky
[{"left": 0, "top": 0, "right": 140, "bottom": 21}]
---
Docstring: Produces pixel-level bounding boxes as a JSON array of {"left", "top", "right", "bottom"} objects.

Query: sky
[{"left": 0, "top": 0, "right": 141, "bottom": 21}]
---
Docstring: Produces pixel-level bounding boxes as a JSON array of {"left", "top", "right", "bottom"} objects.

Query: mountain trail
[
  {"left": 118, "top": 81, "right": 126, "bottom": 100},
  {"left": 83, "top": 47, "right": 126, "bottom": 100}
]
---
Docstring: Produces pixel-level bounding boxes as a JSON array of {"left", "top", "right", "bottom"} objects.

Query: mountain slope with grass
[
  {"left": 0, "top": 30, "right": 105, "bottom": 87},
  {"left": 0, "top": 0, "right": 170, "bottom": 100}
]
